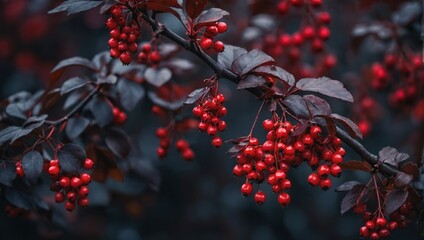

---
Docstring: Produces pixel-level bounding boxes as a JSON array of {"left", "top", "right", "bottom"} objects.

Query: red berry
[
  {"left": 119, "top": 51, "right": 131, "bottom": 65},
  {"left": 212, "top": 136, "right": 222, "bottom": 148},
  {"left": 71, "top": 177, "right": 82, "bottom": 189},
  {"left": 330, "top": 164, "right": 342, "bottom": 177},
  {"left": 310, "top": 126, "right": 322, "bottom": 139},
  {"left": 16, "top": 166, "right": 24, "bottom": 177},
  {"left": 278, "top": 192, "right": 291, "bottom": 207},
  {"left": 264, "top": 154, "right": 275, "bottom": 165},
  {"left": 67, "top": 191, "right": 77, "bottom": 201},
  {"left": 111, "top": 7, "right": 122, "bottom": 17},
  {"left": 192, "top": 106, "right": 204, "bottom": 117},
  {"left": 241, "top": 183, "right": 253, "bottom": 196},
  {"left": 267, "top": 174, "right": 278, "bottom": 185},
  {"left": 319, "top": 178, "right": 332, "bottom": 190},
  {"left": 206, "top": 26, "right": 218, "bottom": 35},
  {"left": 302, "top": 134, "right": 314, "bottom": 145},
  {"left": 55, "top": 192, "right": 65, "bottom": 203},
  {"left": 65, "top": 201, "right": 75, "bottom": 212},
  {"left": 366, "top": 220, "right": 376, "bottom": 230},
  {"left": 388, "top": 221, "right": 398, "bottom": 230},
  {"left": 318, "top": 26, "right": 330, "bottom": 40},
  {"left": 149, "top": 51, "right": 161, "bottom": 63},
  {"left": 213, "top": 41, "right": 225, "bottom": 52},
  {"left": 281, "top": 179, "right": 292, "bottom": 189},
  {"left": 379, "top": 228, "right": 389, "bottom": 238},
  {"left": 199, "top": 37, "right": 213, "bottom": 49},
  {"left": 78, "top": 198, "right": 89, "bottom": 207},
  {"left": 290, "top": 0, "right": 304, "bottom": 7},
  {"left": 254, "top": 191, "right": 266, "bottom": 205},
  {"left": 262, "top": 119, "right": 274, "bottom": 131},
  {"left": 331, "top": 154, "right": 343, "bottom": 164},
  {"left": 80, "top": 173, "right": 91, "bottom": 185},
  {"left": 276, "top": 127, "right": 288, "bottom": 139},
  {"left": 78, "top": 186, "right": 89, "bottom": 197},
  {"left": 277, "top": 1, "right": 289, "bottom": 14},
  {"left": 376, "top": 217, "right": 387, "bottom": 227},
  {"left": 59, "top": 177, "right": 71, "bottom": 188},
  {"left": 353, "top": 204, "right": 366, "bottom": 215},
  {"left": 182, "top": 149, "right": 195, "bottom": 161},
  {"left": 310, "top": 0, "right": 322, "bottom": 7},
  {"left": 360, "top": 226, "right": 370, "bottom": 238},
  {"left": 308, "top": 173, "right": 320, "bottom": 186},
  {"left": 302, "top": 26, "right": 315, "bottom": 39},
  {"left": 317, "top": 12, "right": 331, "bottom": 24},
  {"left": 370, "top": 232, "right": 380, "bottom": 240},
  {"left": 317, "top": 164, "right": 330, "bottom": 177},
  {"left": 176, "top": 139, "right": 189, "bottom": 151},
  {"left": 275, "top": 170, "right": 286, "bottom": 180},
  {"left": 108, "top": 38, "right": 118, "bottom": 48},
  {"left": 48, "top": 166, "right": 60, "bottom": 176},
  {"left": 233, "top": 164, "right": 244, "bottom": 176},
  {"left": 216, "top": 22, "right": 228, "bottom": 33},
  {"left": 284, "top": 145, "right": 295, "bottom": 156},
  {"left": 84, "top": 158, "right": 94, "bottom": 170}
]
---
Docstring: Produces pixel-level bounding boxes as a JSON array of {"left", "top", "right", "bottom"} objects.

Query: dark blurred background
[{"left": 0, "top": 0, "right": 421, "bottom": 239}]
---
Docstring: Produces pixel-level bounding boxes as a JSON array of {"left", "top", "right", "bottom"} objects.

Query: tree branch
[{"left": 141, "top": 12, "right": 402, "bottom": 178}]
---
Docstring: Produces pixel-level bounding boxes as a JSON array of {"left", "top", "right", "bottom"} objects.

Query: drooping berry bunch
[
  {"left": 192, "top": 93, "right": 227, "bottom": 148},
  {"left": 107, "top": 4, "right": 141, "bottom": 65},
  {"left": 359, "top": 216, "right": 397, "bottom": 239},
  {"left": 198, "top": 22, "right": 228, "bottom": 52},
  {"left": 155, "top": 126, "right": 195, "bottom": 161},
  {"left": 48, "top": 158, "right": 94, "bottom": 212},
  {"left": 232, "top": 115, "right": 345, "bottom": 206},
  {"left": 137, "top": 43, "right": 161, "bottom": 65}
]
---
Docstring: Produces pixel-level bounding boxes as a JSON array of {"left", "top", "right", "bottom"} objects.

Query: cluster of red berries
[
  {"left": 232, "top": 117, "right": 345, "bottom": 206},
  {"left": 112, "top": 107, "right": 127, "bottom": 125},
  {"left": 137, "top": 43, "right": 161, "bottom": 65},
  {"left": 198, "top": 22, "right": 227, "bottom": 52},
  {"left": 107, "top": 4, "right": 141, "bottom": 65},
  {"left": 353, "top": 198, "right": 414, "bottom": 239},
  {"left": 155, "top": 127, "right": 195, "bottom": 161},
  {"left": 277, "top": 0, "right": 324, "bottom": 13},
  {"left": 192, "top": 93, "right": 227, "bottom": 148},
  {"left": 48, "top": 158, "right": 94, "bottom": 212}
]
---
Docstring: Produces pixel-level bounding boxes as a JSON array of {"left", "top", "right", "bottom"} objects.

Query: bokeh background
[{"left": 0, "top": 0, "right": 422, "bottom": 239}]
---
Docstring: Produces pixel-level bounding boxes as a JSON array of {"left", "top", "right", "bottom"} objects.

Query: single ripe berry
[
  {"left": 370, "top": 232, "right": 380, "bottom": 240},
  {"left": 212, "top": 136, "right": 222, "bottom": 148},
  {"left": 233, "top": 164, "right": 244, "bottom": 176},
  {"left": 78, "top": 198, "right": 89, "bottom": 207},
  {"left": 360, "top": 226, "right": 370, "bottom": 238},
  {"left": 310, "top": 126, "right": 322, "bottom": 139},
  {"left": 276, "top": 127, "right": 288, "bottom": 139},
  {"left": 277, "top": 1, "right": 289, "bottom": 14},
  {"left": 119, "top": 51, "right": 131, "bottom": 65},
  {"left": 206, "top": 26, "right": 218, "bottom": 35},
  {"left": 199, "top": 37, "right": 213, "bottom": 49},
  {"left": 84, "top": 158, "right": 94, "bottom": 170},
  {"left": 379, "top": 228, "right": 389, "bottom": 238},
  {"left": 71, "top": 177, "right": 82, "bottom": 189},
  {"left": 216, "top": 22, "right": 228, "bottom": 33},
  {"left": 241, "top": 183, "right": 253, "bottom": 196},
  {"left": 48, "top": 166, "right": 60, "bottom": 176},
  {"left": 67, "top": 191, "right": 77, "bottom": 201},
  {"left": 55, "top": 192, "right": 65, "bottom": 203},
  {"left": 388, "top": 221, "right": 398, "bottom": 230},
  {"left": 149, "top": 51, "right": 161, "bottom": 63},
  {"left": 319, "top": 178, "right": 332, "bottom": 190},
  {"left": 254, "top": 191, "right": 266, "bottom": 205},
  {"left": 182, "top": 149, "right": 195, "bottom": 161},
  {"left": 376, "top": 217, "right": 387, "bottom": 227},
  {"left": 80, "top": 173, "right": 91, "bottom": 185},
  {"left": 65, "top": 201, "right": 76, "bottom": 212},
  {"left": 262, "top": 119, "right": 274, "bottom": 131},
  {"left": 176, "top": 139, "right": 189, "bottom": 151},
  {"left": 78, "top": 186, "right": 89, "bottom": 197},
  {"left": 278, "top": 193, "right": 290, "bottom": 207},
  {"left": 366, "top": 220, "right": 376, "bottom": 230},
  {"left": 331, "top": 154, "right": 343, "bottom": 164},
  {"left": 213, "top": 41, "right": 225, "bottom": 52},
  {"left": 330, "top": 164, "right": 342, "bottom": 177},
  {"left": 156, "top": 147, "right": 168, "bottom": 158},
  {"left": 281, "top": 179, "right": 291, "bottom": 189},
  {"left": 59, "top": 177, "right": 71, "bottom": 188},
  {"left": 317, "top": 164, "right": 330, "bottom": 177},
  {"left": 302, "top": 134, "right": 314, "bottom": 145},
  {"left": 308, "top": 173, "right": 320, "bottom": 186}
]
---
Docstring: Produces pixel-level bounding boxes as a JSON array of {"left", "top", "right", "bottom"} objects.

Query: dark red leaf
[
  {"left": 231, "top": 49, "right": 275, "bottom": 76},
  {"left": 331, "top": 113, "right": 363, "bottom": 139},
  {"left": 385, "top": 189, "right": 409, "bottom": 216},
  {"left": 184, "top": 87, "right": 209, "bottom": 104},
  {"left": 144, "top": 67, "right": 172, "bottom": 87},
  {"left": 217, "top": 45, "right": 248, "bottom": 70},
  {"left": 296, "top": 77, "right": 354, "bottom": 102},
  {"left": 341, "top": 184, "right": 366, "bottom": 215},
  {"left": 22, "top": 151, "right": 44, "bottom": 185},
  {"left": 303, "top": 95, "right": 332, "bottom": 115},
  {"left": 117, "top": 78, "right": 145, "bottom": 111},
  {"left": 48, "top": 1, "right": 103, "bottom": 15},
  {"left": 283, "top": 95, "right": 309, "bottom": 119},
  {"left": 340, "top": 160, "right": 373, "bottom": 172},
  {"left": 57, "top": 143, "right": 87, "bottom": 174},
  {"left": 50, "top": 57, "right": 97, "bottom": 86},
  {"left": 105, "top": 128, "right": 131, "bottom": 159},
  {"left": 336, "top": 181, "right": 362, "bottom": 192},
  {"left": 90, "top": 96, "right": 113, "bottom": 127},
  {"left": 66, "top": 117, "right": 90, "bottom": 139},
  {"left": 237, "top": 75, "right": 266, "bottom": 89},
  {"left": 60, "top": 77, "right": 89, "bottom": 95},
  {"left": 395, "top": 172, "right": 413, "bottom": 187},
  {"left": 147, "top": 92, "right": 184, "bottom": 111},
  {"left": 185, "top": 0, "right": 208, "bottom": 19},
  {"left": 194, "top": 8, "right": 229, "bottom": 28},
  {"left": 378, "top": 146, "right": 409, "bottom": 167},
  {"left": 399, "top": 162, "right": 419, "bottom": 178}
]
